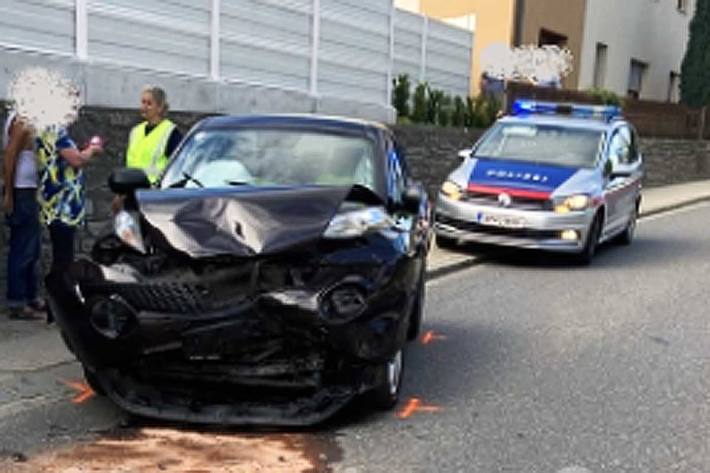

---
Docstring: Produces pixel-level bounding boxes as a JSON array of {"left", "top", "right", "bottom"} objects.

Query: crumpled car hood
[{"left": 136, "top": 186, "right": 356, "bottom": 258}]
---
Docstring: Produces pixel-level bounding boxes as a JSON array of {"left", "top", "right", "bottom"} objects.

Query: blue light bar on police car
[{"left": 512, "top": 100, "right": 621, "bottom": 122}]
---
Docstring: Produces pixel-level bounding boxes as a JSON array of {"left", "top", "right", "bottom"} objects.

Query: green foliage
[
  {"left": 681, "top": 0, "right": 710, "bottom": 107},
  {"left": 438, "top": 94, "right": 453, "bottom": 127},
  {"left": 411, "top": 83, "right": 429, "bottom": 124},
  {"left": 392, "top": 74, "right": 411, "bottom": 119},
  {"left": 403, "top": 81, "right": 501, "bottom": 129},
  {"left": 452, "top": 96, "right": 466, "bottom": 127},
  {"left": 587, "top": 88, "right": 623, "bottom": 107},
  {"left": 427, "top": 88, "right": 444, "bottom": 124}
]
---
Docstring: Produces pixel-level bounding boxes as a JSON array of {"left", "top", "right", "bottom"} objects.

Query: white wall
[
  {"left": 0, "top": 0, "right": 471, "bottom": 121},
  {"left": 578, "top": 0, "right": 694, "bottom": 102}
]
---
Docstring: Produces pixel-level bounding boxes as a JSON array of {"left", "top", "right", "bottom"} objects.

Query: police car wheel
[
  {"left": 617, "top": 207, "right": 637, "bottom": 246},
  {"left": 574, "top": 214, "right": 602, "bottom": 265}
]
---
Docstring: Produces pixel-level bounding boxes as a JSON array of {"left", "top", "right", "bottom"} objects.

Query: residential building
[
  {"left": 578, "top": 0, "right": 695, "bottom": 102},
  {"left": 396, "top": 0, "right": 695, "bottom": 102}
]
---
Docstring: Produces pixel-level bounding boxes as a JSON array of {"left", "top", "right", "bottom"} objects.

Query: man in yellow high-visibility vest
[{"left": 126, "top": 86, "right": 182, "bottom": 185}]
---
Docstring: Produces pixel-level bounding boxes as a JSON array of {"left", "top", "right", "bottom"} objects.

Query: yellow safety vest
[{"left": 126, "top": 119, "right": 176, "bottom": 184}]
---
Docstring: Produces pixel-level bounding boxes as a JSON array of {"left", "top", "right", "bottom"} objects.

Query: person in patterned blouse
[{"left": 37, "top": 127, "right": 102, "bottom": 274}]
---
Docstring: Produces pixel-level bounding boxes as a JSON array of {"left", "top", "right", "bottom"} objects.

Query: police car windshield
[
  {"left": 474, "top": 123, "right": 604, "bottom": 168},
  {"left": 162, "top": 128, "right": 376, "bottom": 190}
]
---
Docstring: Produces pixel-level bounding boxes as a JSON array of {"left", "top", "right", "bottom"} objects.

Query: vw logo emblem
[{"left": 498, "top": 193, "right": 512, "bottom": 207}]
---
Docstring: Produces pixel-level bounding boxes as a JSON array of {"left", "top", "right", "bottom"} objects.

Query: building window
[
  {"left": 593, "top": 43, "right": 608, "bottom": 89},
  {"left": 677, "top": 0, "right": 688, "bottom": 13},
  {"left": 668, "top": 72, "right": 681, "bottom": 102},
  {"left": 539, "top": 29, "right": 568, "bottom": 47},
  {"left": 628, "top": 60, "right": 648, "bottom": 99}
]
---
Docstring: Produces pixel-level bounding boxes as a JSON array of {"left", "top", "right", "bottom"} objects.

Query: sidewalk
[{"left": 1, "top": 179, "right": 710, "bottom": 376}]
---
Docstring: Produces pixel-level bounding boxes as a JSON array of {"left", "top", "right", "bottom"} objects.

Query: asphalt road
[{"left": 2, "top": 202, "right": 709, "bottom": 472}]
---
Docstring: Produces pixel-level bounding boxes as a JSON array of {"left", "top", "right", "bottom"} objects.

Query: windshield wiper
[
  {"left": 225, "top": 180, "right": 251, "bottom": 186},
  {"left": 169, "top": 172, "right": 204, "bottom": 188}
]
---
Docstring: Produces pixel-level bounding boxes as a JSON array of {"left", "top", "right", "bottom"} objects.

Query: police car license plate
[{"left": 477, "top": 212, "right": 526, "bottom": 229}]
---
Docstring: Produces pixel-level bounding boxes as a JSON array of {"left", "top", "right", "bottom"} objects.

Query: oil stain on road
[{"left": 1, "top": 426, "right": 343, "bottom": 473}]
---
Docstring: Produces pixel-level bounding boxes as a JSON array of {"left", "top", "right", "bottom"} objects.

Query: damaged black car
[{"left": 48, "top": 115, "right": 432, "bottom": 426}]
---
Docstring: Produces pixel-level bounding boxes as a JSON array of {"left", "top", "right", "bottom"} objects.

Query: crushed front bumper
[
  {"left": 435, "top": 194, "right": 595, "bottom": 252},
  {"left": 47, "top": 250, "right": 416, "bottom": 426}
]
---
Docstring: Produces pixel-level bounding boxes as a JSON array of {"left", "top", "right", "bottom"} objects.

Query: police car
[{"left": 435, "top": 100, "right": 643, "bottom": 264}]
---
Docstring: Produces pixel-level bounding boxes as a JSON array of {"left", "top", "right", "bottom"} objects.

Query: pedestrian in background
[
  {"left": 112, "top": 86, "right": 182, "bottom": 213},
  {"left": 127, "top": 86, "right": 182, "bottom": 184},
  {"left": 2, "top": 112, "right": 44, "bottom": 319},
  {"left": 37, "top": 127, "right": 102, "bottom": 274}
]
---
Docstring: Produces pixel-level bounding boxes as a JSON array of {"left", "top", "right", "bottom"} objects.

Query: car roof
[
  {"left": 198, "top": 114, "right": 390, "bottom": 134},
  {"left": 499, "top": 114, "right": 624, "bottom": 133}
]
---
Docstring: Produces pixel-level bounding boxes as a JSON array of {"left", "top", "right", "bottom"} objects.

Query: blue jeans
[
  {"left": 6, "top": 188, "right": 41, "bottom": 308},
  {"left": 48, "top": 220, "right": 76, "bottom": 274}
]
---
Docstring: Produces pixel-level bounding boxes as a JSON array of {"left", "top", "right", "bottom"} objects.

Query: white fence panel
[
  {"left": 0, "top": 0, "right": 75, "bottom": 55},
  {"left": 425, "top": 18, "right": 472, "bottom": 98},
  {"left": 394, "top": 9, "right": 472, "bottom": 99},
  {"left": 87, "top": 0, "right": 211, "bottom": 76},
  {"left": 220, "top": 0, "right": 312, "bottom": 92},
  {"left": 393, "top": 9, "right": 424, "bottom": 83},
  {"left": 318, "top": 0, "right": 391, "bottom": 104}
]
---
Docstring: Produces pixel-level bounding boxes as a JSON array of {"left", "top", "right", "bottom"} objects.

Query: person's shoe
[
  {"left": 28, "top": 299, "right": 47, "bottom": 312},
  {"left": 8, "top": 306, "right": 43, "bottom": 320}
]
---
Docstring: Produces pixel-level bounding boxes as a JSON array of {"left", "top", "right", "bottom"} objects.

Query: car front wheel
[
  {"left": 574, "top": 214, "right": 602, "bottom": 266},
  {"left": 370, "top": 349, "right": 404, "bottom": 410}
]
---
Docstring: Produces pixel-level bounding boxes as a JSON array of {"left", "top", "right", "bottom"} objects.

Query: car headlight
[
  {"left": 441, "top": 181, "right": 463, "bottom": 201},
  {"left": 554, "top": 194, "right": 592, "bottom": 214},
  {"left": 114, "top": 210, "right": 146, "bottom": 253},
  {"left": 323, "top": 206, "right": 394, "bottom": 239}
]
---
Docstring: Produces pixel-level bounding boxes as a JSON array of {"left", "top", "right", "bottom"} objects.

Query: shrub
[
  {"left": 411, "top": 83, "right": 428, "bottom": 123},
  {"left": 392, "top": 74, "right": 411, "bottom": 119}
]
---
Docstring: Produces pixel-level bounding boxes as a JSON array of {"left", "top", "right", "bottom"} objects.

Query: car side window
[{"left": 608, "top": 128, "right": 631, "bottom": 167}]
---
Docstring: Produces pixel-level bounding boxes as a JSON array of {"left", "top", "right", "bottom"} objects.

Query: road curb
[{"left": 639, "top": 195, "right": 710, "bottom": 219}]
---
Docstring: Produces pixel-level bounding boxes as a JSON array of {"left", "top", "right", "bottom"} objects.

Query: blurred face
[{"left": 140, "top": 92, "right": 162, "bottom": 123}]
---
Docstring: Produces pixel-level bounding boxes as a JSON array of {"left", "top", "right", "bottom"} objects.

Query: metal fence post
[
  {"left": 310, "top": 0, "right": 321, "bottom": 97},
  {"left": 210, "top": 0, "right": 221, "bottom": 81},
  {"left": 75, "top": 0, "right": 88, "bottom": 61},
  {"left": 386, "top": 1, "right": 395, "bottom": 106},
  {"left": 419, "top": 16, "right": 428, "bottom": 84}
]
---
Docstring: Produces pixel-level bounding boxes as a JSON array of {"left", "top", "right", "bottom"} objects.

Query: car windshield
[
  {"left": 161, "top": 128, "right": 376, "bottom": 190},
  {"left": 474, "top": 122, "right": 604, "bottom": 168}
]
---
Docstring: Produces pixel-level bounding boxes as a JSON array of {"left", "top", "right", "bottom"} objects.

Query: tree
[
  {"left": 680, "top": 0, "right": 710, "bottom": 107},
  {"left": 412, "top": 83, "right": 428, "bottom": 123},
  {"left": 392, "top": 74, "right": 411, "bottom": 119},
  {"left": 680, "top": 0, "right": 710, "bottom": 137},
  {"left": 452, "top": 96, "right": 466, "bottom": 127}
]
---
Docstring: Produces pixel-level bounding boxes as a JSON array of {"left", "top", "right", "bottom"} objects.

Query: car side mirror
[
  {"left": 109, "top": 168, "right": 151, "bottom": 195},
  {"left": 402, "top": 183, "right": 425, "bottom": 214},
  {"left": 458, "top": 149, "right": 472, "bottom": 161}
]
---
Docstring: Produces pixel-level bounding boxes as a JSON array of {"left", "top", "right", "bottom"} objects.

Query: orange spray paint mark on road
[
  {"left": 396, "top": 397, "right": 441, "bottom": 419},
  {"left": 420, "top": 330, "right": 447, "bottom": 345},
  {"left": 62, "top": 379, "right": 95, "bottom": 404}
]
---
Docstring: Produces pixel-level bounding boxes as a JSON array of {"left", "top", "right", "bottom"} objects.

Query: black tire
[
  {"left": 407, "top": 265, "right": 426, "bottom": 341},
  {"left": 83, "top": 366, "right": 106, "bottom": 396},
  {"left": 370, "top": 349, "right": 404, "bottom": 410},
  {"left": 436, "top": 233, "right": 458, "bottom": 250},
  {"left": 616, "top": 205, "right": 638, "bottom": 246},
  {"left": 574, "top": 213, "right": 602, "bottom": 266}
]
